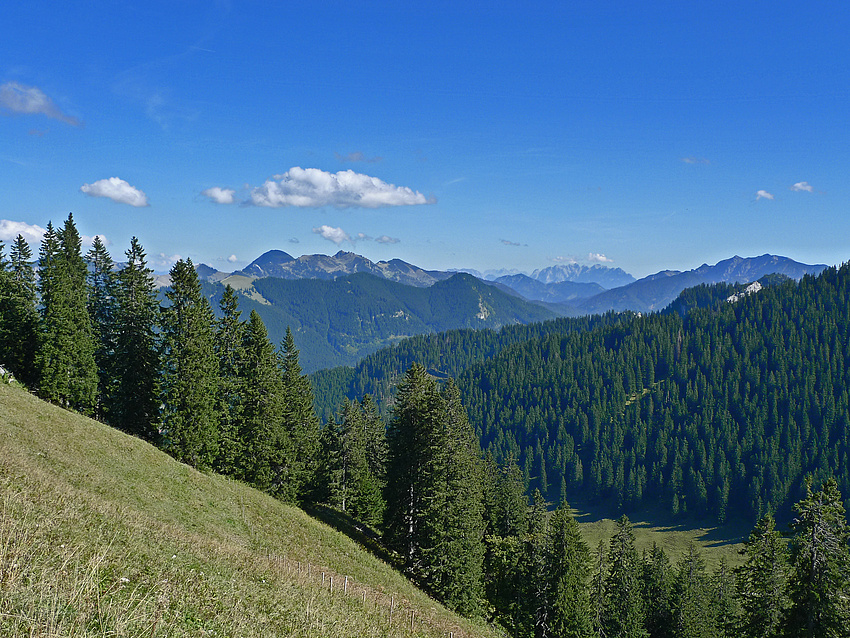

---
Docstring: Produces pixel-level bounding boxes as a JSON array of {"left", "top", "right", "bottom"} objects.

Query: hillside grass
[{"left": 0, "top": 382, "right": 495, "bottom": 638}]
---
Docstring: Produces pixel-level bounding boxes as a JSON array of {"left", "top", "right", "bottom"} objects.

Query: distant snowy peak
[
  {"left": 727, "top": 281, "right": 763, "bottom": 303},
  {"left": 531, "top": 263, "right": 636, "bottom": 289}
]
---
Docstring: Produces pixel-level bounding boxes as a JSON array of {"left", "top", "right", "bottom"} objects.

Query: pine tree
[
  {"left": 735, "top": 514, "right": 789, "bottom": 638},
  {"left": 0, "top": 235, "right": 39, "bottom": 386},
  {"left": 279, "top": 327, "right": 322, "bottom": 503},
  {"left": 86, "top": 235, "right": 116, "bottom": 420},
  {"left": 37, "top": 214, "right": 98, "bottom": 413},
  {"left": 548, "top": 502, "right": 593, "bottom": 637},
  {"left": 214, "top": 285, "right": 246, "bottom": 476},
  {"left": 642, "top": 543, "right": 675, "bottom": 638},
  {"left": 424, "top": 379, "right": 485, "bottom": 616},
  {"left": 241, "top": 310, "right": 286, "bottom": 494},
  {"left": 673, "top": 544, "right": 715, "bottom": 638},
  {"left": 385, "top": 364, "right": 486, "bottom": 615},
  {"left": 604, "top": 515, "right": 648, "bottom": 638},
  {"left": 160, "top": 258, "right": 219, "bottom": 468},
  {"left": 784, "top": 478, "right": 850, "bottom": 638},
  {"left": 111, "top": 237, "right": 161, "bottom": 441}
]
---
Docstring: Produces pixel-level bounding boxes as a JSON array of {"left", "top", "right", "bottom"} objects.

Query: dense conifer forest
[{"left": 2, "top": 216, "right": 850, "bottom": 636}]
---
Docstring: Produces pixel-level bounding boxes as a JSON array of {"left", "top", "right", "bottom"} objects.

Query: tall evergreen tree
[
  {"left": 85, "top": 235, "right": 116, "bottom": 420},
  {"left": 548, "top": 502, "right": 593, "bottom": 638},
  {"left": 735, "top": 514, "right": 789, "bottom": 638},
  {"left": 672, "top": 544, "right": 715, "bottom": 638},
  {"left": 241, "top": 310, "right": 286, "bottom": 493},
  {"left": 214, "top": 285, "right": 246, "bottom": 476},
  {"left": 279, "top": 327, "right": 322, "bottom": 503},
  {"left": 642, "top": 543, "right": 675, "bottom": 638},
  {"left": 160, "top": 258, "right": 219, "bottom": 468},
  {"left": 37, "top": 214, "right": 98, "bottom": 413},
  {"left": 423, "top": 379, "right": 485, "bottom": 616},
  {"left": 0, "top": 235, "right": 39, "bottom": 386},
  {"left": 604, "top": 515, "right": 648, "bottom": 638},
  {"left": 385, "top": 364, "right": 486, "bottom": 615},
  {"left": 111, "top": 237, "right": 161, "bottom": 440},
  {"left": 784, "top": 478, "right": 850, "bottom": 638}
]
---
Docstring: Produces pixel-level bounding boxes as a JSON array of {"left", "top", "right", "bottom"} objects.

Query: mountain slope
[
  {"left": 456, "top": 264, "right": 850, "bottom": 524},
  {"left": 0, "top": 381, "right": 491, "bottom": 638},
  {"left": 572, "top": 254, "right": 827, "bottom": 314},
  {"left": 206, "top": 272, "right": 556, "bottom": 372}
]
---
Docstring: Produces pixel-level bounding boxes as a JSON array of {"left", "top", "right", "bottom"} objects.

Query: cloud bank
[
  {"left": 251, "top": 167, "right": 432, "bottom": 208},
  {"left": 0, "top": 219, "right": 46, "bottom": 243},
  {"left": 202, "top": 187, "right": 236, "bottom": 204},
  {"left": 587, "top": 253, "right": 614, "bottom": 263},
  {"left": 0, "top": 82, "right": 80, "bottom": 126},
  {"left": 81, "top": 177, "right": 149, "bottom": 207}
]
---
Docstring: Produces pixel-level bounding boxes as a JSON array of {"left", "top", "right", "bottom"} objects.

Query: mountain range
[{"left": 187, "top": 250, "right": 829, "bottom": 372}]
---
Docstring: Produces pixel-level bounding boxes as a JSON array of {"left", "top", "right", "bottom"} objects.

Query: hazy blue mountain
[
  {"left": 493, "top": 273, "right": 605, "bottom": 304},
  {"left": 571, "top": 254, "right": 828, "bottom": 314},
  {"left": 531, "top": 263, "right": 637, "bottom": 288}
]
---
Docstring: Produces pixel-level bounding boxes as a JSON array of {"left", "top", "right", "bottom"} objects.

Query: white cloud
[
  {"left": 0, "top": 82, "right": 80, "bottom": 126},
  {"left": 227, "top": 254, "right": 238, "bottom": 263},
  {"left": 756, "top": 190, "right": 775, "bottom": 201},
  {"left": 313, "top": 225, "right": 350, "bottom": 245},
  {"left": 156, "top": 252, "right": 182, "bottom": 268},
  {"left": 202, "top": 186, "right": 236, "bottom": 204},
  {"left": 681, "top": 157, "right": 710, "bottom": 165},
  {"left": 376, "top": 235, "right": 400, "bottom": 244},
  {"left": 552, "top": 256, "right": 579, "bottom": 264},
  {"left": 587, "top": 253, "right": 614, "bottom": 263},
  {"left": 791, "top": 181, "right": 813, "bottom": 193},
  {"left": 251, "top": 167, "right": 433, "bottom": 208},
  {"left": 0, "top": 219, "right": 46, "bottom": 244},
  {"left": 81, "top": 177, "right": 149, "bottom": 207},
  {"left": 355, "top": 232, "right": 373, "bottom": 242}
]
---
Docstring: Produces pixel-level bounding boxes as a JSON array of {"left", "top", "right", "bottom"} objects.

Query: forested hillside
[
  {"left": 458, "top": 264, "right": 850, "bottom": 523},
  {"left": 204, "top": 271, "right": 556, "bottom": 372},
  {"left": 315, "top": 266, "right": 850, "bottom": 525},
  {"left": 311, "top": 312, "right": 626, "bottom": 422}
]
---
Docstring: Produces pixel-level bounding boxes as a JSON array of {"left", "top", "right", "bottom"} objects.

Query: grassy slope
[{"left": 0, "top": 382, "right": 495, "bottom": 638}]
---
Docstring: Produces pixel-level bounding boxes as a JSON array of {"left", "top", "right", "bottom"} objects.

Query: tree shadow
[{"left": 305, "top": 504, "right": 401, "bottom": 567}]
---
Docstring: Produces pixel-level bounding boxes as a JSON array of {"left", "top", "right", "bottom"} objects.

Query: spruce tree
[
  {"left": 735, "top": 514, "right": 789, "bottom": 638},
  {"left": 37, "top": 214, "right": 98, "bottom": 413},
  {"left": 86, "top": 235, "right": 116, "bottom": 420},
  {"left": 160, "top": 258, "right": 219, "bottom": 468},
  {"left": 279, "top": 327, "right": 322, "bottom": 503},
  {"left": 673, "top": 544, "right": 714, "bottom": 638},
  {"left": 784, "top": 478, "right": 850, "bottom": 638},
  {"left": 241, "top": 310, "right": 286, "bottom": 494},
  {"left": 111, "top": 237, "right": 161, "bottom": 440},
  {"left": 424, "top": 379, "right": 485, "bottom": 616},
  {"left": 385, "top": 365, "right": 486, "bottom": 615},
  {"left": 0, "top": 235, "right": 39, "bottom": 386},
  {"left": 214, "top": 285, "right": 246, "bottom": 476},
  {"left": 548, "top": 502, "right": 593, "bottom": 637},
  {"left": 642, "top": 543, "right": 675, "bottom": 638},
  {"left": 604, "top": 515, "right": 648, "bottom": 638}
]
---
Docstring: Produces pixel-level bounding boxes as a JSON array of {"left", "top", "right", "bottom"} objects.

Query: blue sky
[{"left": 1, "top": 1, "right": 848, "bottom": 278}]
